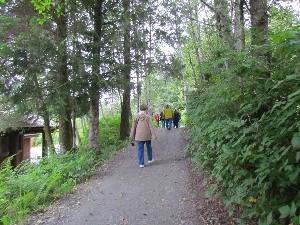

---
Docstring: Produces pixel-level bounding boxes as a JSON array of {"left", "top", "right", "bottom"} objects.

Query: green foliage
[
  {"left": 0, "top": 114, "right": 128, "bottom": 225},
  {"left": 98, "top": 114, "right": 130, "bottom": 159},
  {"left": 99, "top": 115, "right": 123, "bottom": 148},
  {"left": 77, "top": 115, "right": 124, "bottom": 150},
  {"left": 0, "top": 149, "right": 98, "bottom": 224},
  {"left": 34, "top": 131, "right": 59, "bottom": 147},
  {"left": 185, "top": 29, "right": 300, "bottom": 224}
]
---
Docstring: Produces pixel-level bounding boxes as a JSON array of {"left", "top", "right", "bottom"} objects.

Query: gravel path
[{"left": 23, "top": 127, "right": 205, "bottom": 225}]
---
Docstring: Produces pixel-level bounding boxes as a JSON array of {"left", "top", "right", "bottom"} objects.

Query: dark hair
[{"left": 140, "top": 104, "right": 148, "bottom": 111}]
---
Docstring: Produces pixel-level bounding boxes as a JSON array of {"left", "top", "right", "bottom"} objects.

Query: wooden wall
[
  {"left": 0, "top": 135, "right": 10, "bottom": 165},
  {"left": 0, "top": 133, "right": 38, "bottom": 167}
]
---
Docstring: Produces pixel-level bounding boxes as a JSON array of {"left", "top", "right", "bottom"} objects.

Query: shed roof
[{"left": 0, "top": 114, "right": 57, "bottom": 134}]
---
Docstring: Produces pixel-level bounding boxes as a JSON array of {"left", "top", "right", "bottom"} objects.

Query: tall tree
[
  {"left": 0, "top": 0, "right": 58, "bottom": 154},
  {"left": 87, "top": 0, "right": 104, "bottom": 151},
  {"left": 119, "top": 0, "right": 132, "bottom": 140},
  {"left": 54, "top": 0, "right": 73, "bottom": 153}
]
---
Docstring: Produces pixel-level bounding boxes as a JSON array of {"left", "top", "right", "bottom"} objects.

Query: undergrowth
[
  {"left": 185, "top": 29, "right": 300, "bottom": 224},
  {"left": 0, "top": 115, "right": 127, "bottom": 225}
]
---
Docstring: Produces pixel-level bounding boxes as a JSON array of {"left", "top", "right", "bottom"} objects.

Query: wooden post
[{"left": 9, "top": 133, "right": 19, "bottom": 167}]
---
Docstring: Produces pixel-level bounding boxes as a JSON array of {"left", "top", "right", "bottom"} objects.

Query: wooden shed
[{"left": 0, "top": 116, "right": 57, "bottom": 167}]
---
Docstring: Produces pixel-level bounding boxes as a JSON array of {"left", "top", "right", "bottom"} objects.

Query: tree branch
[{"left": 199, "top": 0, "right": 215, "bottom": 12}]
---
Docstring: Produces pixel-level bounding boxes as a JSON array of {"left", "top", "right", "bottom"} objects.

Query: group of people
[
  {"left": 155, "top": 105, "right": 181, "bottom": 130},
  {"left": 130, "top": 104, "right": 181, "bottom": 168}
]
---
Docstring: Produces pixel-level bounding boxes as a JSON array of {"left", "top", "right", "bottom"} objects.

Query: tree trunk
[
  {"left": 214, "top": 0, "right": 233, "bottom": 49},
  {"left": 187, "top": 51, "right": 197, "bottom": 85},
  {"left": 75, "top": 121, "right": 81, "bottom": 144},
  {"left": 119, "top": 0, "right": 132, "bottom": 140},
  {"left": 146, "top": 13, "right": 152, "bottom": 108},
  {"left": 55, "top": 0, "right": 73, "bottom": 153},
  {"left": 249, "top": 0, "right": 269, "bottom": 72},
  {"left": 88, "top": 0, "right": 104, "bottom": 151},
  {"left": 249, "top": 0, "right": 269, "bottom": 118},
  {"left": 132, "top": 3, "right": 141, "bottom": 114},
  {"left": 72, "top": 110, "right": 76, "bottom": 147},
  {"left": 88, "top": 99, "right": 100, "bottom": 150},
  {"left": 249, "top": 0, "right": 268, "bottom": 46},
  {"left": 43, "top": 117, "right": 55, "bottom": 154},
  {"left": 233, "top": 0, "right": 245, "bottom": 50}
]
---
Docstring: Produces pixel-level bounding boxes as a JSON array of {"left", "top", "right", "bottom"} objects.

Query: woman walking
[{"left": 130, "top": 104, "right": 157, "bottom": 168}]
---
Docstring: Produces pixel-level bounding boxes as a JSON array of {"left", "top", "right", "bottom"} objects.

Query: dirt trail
[{"left": 23, "top": 127, "right": 211, "bottom": 225}]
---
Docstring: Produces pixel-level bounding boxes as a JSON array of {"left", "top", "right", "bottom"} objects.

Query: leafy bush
[
  {"left": 99, "top": 114, "right": 124, "bottom": 148},
  {"left": 0, "top": 148, "right": 98, "bottom": 224},
  {"left": 77, "top": 114, "right": 124, "bottom": 149},
  {"left": 0, "top": 114, "right": 127, "bottom": 225},
  {"left": 185, "top": 29, "right": 300, "bottom": 224}
]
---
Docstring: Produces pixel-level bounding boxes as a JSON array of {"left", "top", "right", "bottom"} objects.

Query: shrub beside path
[{"left": 23, "top": 127, "right": 232, "bottom": 225}]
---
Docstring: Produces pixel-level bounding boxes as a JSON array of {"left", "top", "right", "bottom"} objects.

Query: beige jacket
[{"left": 130, "top": 111, "right": 157, "bottom": 141}]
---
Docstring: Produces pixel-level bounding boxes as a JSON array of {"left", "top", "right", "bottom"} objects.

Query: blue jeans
[
  {"left": 166, "top": 118, "right": 172, "bottom": 129},
  {"left": 137, "top": 140, "right": 153, "bottom": 165},
  {"left": 161, "top": 119, "right": 165, "bottom": 128}
]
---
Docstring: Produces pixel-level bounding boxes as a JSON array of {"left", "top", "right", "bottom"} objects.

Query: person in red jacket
[
  {"left": 154, "top": 112, "right": 159, "bottom": 126},
  {"left": 130, "top": 104, "right": 157, "bottom": 168}
]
